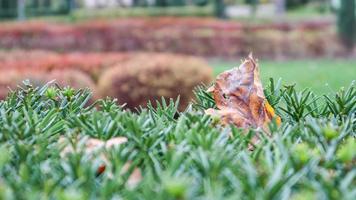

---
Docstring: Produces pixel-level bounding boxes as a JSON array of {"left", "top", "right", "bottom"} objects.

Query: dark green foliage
[
  {"left": 0, "top": 0, "right": 17, "bottom": 18},
  {"left": 286, "top": 0, "right": 310, "bottom": 9},
  {"left": 264, "top": 78, "right": 283, "bottom": 107},
  {"left": 324, "top": 82, "right": 356, "bottom": 119},
  {"left": 0, "top": 80, "right": 355, "bottom": 199},
  {"left": 337, "top": 0, "right": 356, "bottom": 50},
  {"left": 245, "top": 0, "right": 259, "bottom": 15},
  {"left": 193, "top": 0, "right": 209, "bottom": 6},
  {"left": 193, "top": 85, "right": 216, "bottom": 110},
  {"left": 214, "top": 0, "right": 226, "bottom": 19},
  {"left": 0, "top": 0, "right": 71, "bottom": 19}
]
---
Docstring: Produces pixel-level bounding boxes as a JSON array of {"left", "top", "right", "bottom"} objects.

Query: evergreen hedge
[{"left": 0, "top": 79, "right": 355, "bottom": 199}]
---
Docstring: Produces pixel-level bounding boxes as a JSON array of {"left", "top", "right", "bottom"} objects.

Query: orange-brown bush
[
  {"left": 0, "top": 51, "right": 213, "bottom": 108},
  {"left": 47, "top": 69, "right": 96, "bottom": 90},
  {"left": 0, "top": 50, "right": 132, "bottom": 81},
  {"left": 0, "top": 69, "right": 96, "bottom": 99},
  {"left": 98, "top": 53, "right": 213, "bottom": 110}
]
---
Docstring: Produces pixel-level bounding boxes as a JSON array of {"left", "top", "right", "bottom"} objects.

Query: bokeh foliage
[
  {"left": 337, "top": 0, "right": 356, "bottom": 50},
  {"left": 0, "top": 80, "right": 355, "bottom": 199}
]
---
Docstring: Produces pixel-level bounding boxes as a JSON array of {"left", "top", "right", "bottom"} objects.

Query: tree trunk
[
  {"left": 69, "top": 0, "right": 75, "bottom": 11},
  {"left": 214, "top": 0, "right": 227, "bottom": 19},
  {"left": 338, "top": 0, "right": 356, "bottom": 51},
  {"left": 275, "top": 0, "right": 285, "bottom": 15},
  {"left": 17, "top": 0, "right": 26, "bottom": 21}
]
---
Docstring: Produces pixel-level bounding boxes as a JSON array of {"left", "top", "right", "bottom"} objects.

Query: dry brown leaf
[
  {"left": 59, "top": 136, "right": 128, "bottom": 157},
  {"left": 206, "top": 54, "right": 281, "bottom": 133},
  {"left": 59, "top": 136, "right": 142, "bottom": 187}
]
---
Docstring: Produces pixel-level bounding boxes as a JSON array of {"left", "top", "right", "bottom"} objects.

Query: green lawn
[
  {"left": 209, "top": 59, "right": 356, "bottom": 94},
  {"left": 2, "top": 3, "right": 333, "bottom": 24},
  {"left": 15, "top": 6, "right": 214, "bottom": 23}
]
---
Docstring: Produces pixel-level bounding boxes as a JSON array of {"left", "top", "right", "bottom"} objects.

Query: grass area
[
  {"left": 0, "top": 6, "right": 214, "bottom": 24},
  {"left": 210, "top": 59, "right": 356, "bottom": 95},
  {"left": 285, "top": 2, "right": 334, "bottom": 20},
  {"left": 16, "top": 5, "right": 214, "bottom": 23},
  {"left": 73, "top": 6, "right": 213, "bottom": 20},
  {"left": 0, "top": 3, "right": 334, "bottom": 24}
]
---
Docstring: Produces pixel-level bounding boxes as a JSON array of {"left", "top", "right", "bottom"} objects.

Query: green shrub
[{"left": 0, "top": 79, "right": 355, "bottom": 199}]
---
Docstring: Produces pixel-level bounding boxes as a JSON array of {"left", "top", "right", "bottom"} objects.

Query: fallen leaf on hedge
[
  {"left": 59, "top": 136, "right": 128, "bottom": 156},
  {"left": 206, "top": 54, "right": 281, "bottom": 132},
  {"left": 121, "top": 162, "right": 142, "bottom": 188},
  {"left": 59, "top": 136, "right": 142, "bottom": 187}
]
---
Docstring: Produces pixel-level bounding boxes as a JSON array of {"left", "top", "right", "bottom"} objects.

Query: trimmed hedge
[
  {"left": 0, "top": 69, "right": 96, "bottom": 100},
  {"left": 0, "top": 50, "right": 132, "bottom": 80},
  {"left": 0, "top": 51, "right": 213, "bottom": 109},
  {"left": 98, "top": 53, "right": 212, "bottom": 109},
  {"left": 0, "top": 18, "right": 343, "bottom": 59},
  {"left": 0, "top": 80, "right": 354, "bottom": 199}
]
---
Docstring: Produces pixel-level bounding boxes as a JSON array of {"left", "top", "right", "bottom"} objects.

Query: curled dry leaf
[
  {"left": 59, "top": 136, "right": 128, "bottom": 157},
  {"left": 206, "top": 54, "right": 281, "bottom": 133},
  {"left": 59, "top": 136, "right": 142, "bottom": 188}
]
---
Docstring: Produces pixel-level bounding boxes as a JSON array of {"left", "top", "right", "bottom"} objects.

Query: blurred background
[{"left": 0, "top": 0, "right": 355, "bottom": 109}]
